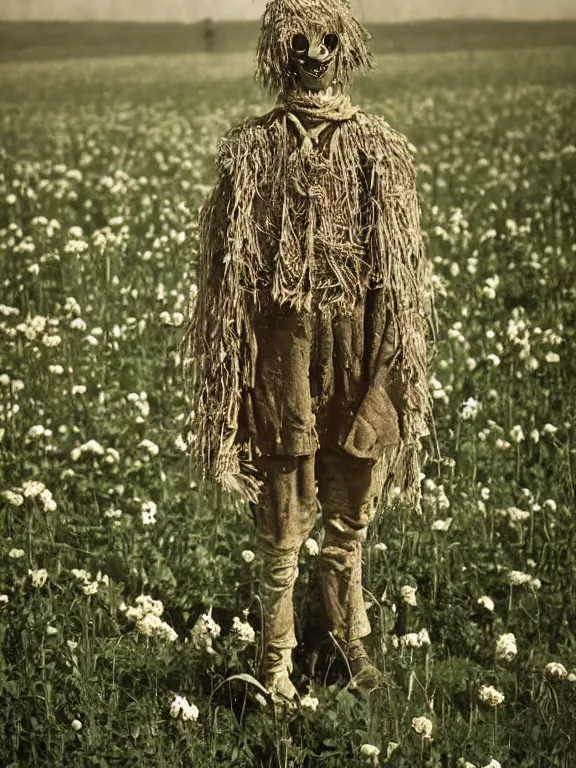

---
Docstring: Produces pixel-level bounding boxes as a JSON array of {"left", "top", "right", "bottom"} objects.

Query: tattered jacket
[{"left": 182, "top": 100, "right": 432, "bottom": 505}]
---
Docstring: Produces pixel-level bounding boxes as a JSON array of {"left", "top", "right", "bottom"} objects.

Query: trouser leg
[
  {"left": 252, "top": 454, "right": 317, "bottom": 692},
  {"left": 317, "top": 447, "right": 378, "bottom": 644}
]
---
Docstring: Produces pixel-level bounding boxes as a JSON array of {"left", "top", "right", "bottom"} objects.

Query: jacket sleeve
[
  {"left": 369, "top": 121, "right": 432, "bottom": 445},
  {"left": 348, "top": 118, "right": 433, "bottom": 508},
  {"left": 181, "top": 126, "right": 261, "bottom": 503}
]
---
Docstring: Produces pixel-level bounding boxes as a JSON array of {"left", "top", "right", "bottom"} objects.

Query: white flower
[
  {"left": 136, "top": 614, "right": 177, "bottom": 641},
  {"left": 159, "top": 621, "right": 178, "bottom": 642},
  {"left": 509, "top": 425, "right": 525, "bottom": 443},
  {"left": 141, "top": 500, "right": 157, "bottom": 525},
  {"left": 169, "top": 695, "right": 199, "bottom": 721},
  {"left": 241, "top": 549, "right": 255, "bottom": 563},
  {"left": 418, "top": 628, "right": 431, "bottom": 646},
  {"left": 9, "top": 548, "right": 25, "bottom": 559},
  {"left": 160, "top": 311, "right": 184, "bottom": 327},
  {"left": 399, "top": 628, "right": 431, "bottom": 649},
  {"left": 431, "top": 517, "right": 452, "bottom": 531},
  {"left": 478, "top": 684, "right": 505, "bottom": 707},
  {"left": 400, "top": 584, "right": 418, "bottom": 607},
  {"left": 46, "top": 625, "right": 58, "bottom": 636},
  {"left": 71, "top": 385, "right": 87, "bottom": 395},
  {"left": 71, "top": 719, "right": 82, "bottom": 731},
  {"left": 124, "top": 595, "right": 164, "bottom": 623},
  {"left": 545, "top": 662, "right": 568, "bottom": 680},
  {"left": 0, "top": 594, "right": 9, "bottom": 605},
  {"left": 461, "top": 397, "right": 480, "bottom": 420},
  {"left": 29, "top": 568, "right": 49, "bottom": 588},
  {"left": 495, "top": 633, "right": 517, "bottom": 662},
  {"left": 411, "top": 715, "right": 434, "bottom": 740},
  {"left": 42, "top": 334, "right": 62, "bottom": 347},
  {"left": 48, "top": 364, "right": 64, "bottom": 375},
  {"left": 542, "top": 423, "right": 558, "bottom": 435},
  {"left": 71, "top": 569, "right": 91, "bottom": 582},
  {"left": 0, "top": 304, "right": 19, "bottom": 316},
  {"left": 174, "top": 434, "right": 188, "bottom": 452},
  {"left": 82, "top": 581, "right": 99, "bottom": 596},
  {"left": 136, "top": 595, "right": 164, "bottom": 617},
  {"left": 232, "top": 616, "right": 256, "bottom": 644},
  {"left": 22, "top": 480, "right": 46, "bottom": 498},
  {"left": 482, "top": 760, "right": 502, "bottom": 768},
  {"left": 360, "top": 744, "right": 380, "bottom": 759},
  {"left": 139, "top": 439, "right": 159, "bottom": 456},
  {"left": 545, "top": 352, "right": 560, "bottom": 363},
  {"left": 70, "top": 440, "right": 105, "bottom": 461},
  {"left": 190, "top": 612, "right": 221, "bottom": 652},
  {"left": 500, "top": 506, "right": 530, "bottom": 523},
  {"left": 477, "top": 595, "right": 495, "bottom": 612},
  {"left": 304, "top": 538, "right": 319, "bottom": 556},
  {"left": 27, "top": 425, "right": 46, "bottom": 439},
  {"left": 300, "top": 693, "right": 319, "bottom": 711},
  {"left": 373, "top": 541, "right": 388, "bottom": 552},
  {"left": 386, "top": 743, "right": 399, "bottom": 760},
  {"left": 40, "top": 488, "right": 57, "bottom": 512},
  {"left": 2, "top": 490, "right": 24, "bottom": 506},
  {"left": 466, "top": 357, "right": 477, "bottom": 371},
  {"left": 70, "top": 317, "right": 87, "bottom": 331},
  {"left": 64, "top": 297, "right": 82, "bottom": 316},
  {"left": 400, "top": 632, "right": 420, "bottom": 648},
  {"left": 507, "top": 570, "right": 532, "bottom": 585},
  {"left": 64, "top": 239, "right": 89, "bottom": 254},
  {"left": 543, "top": 499, "right": 557, "bottom": 511}
]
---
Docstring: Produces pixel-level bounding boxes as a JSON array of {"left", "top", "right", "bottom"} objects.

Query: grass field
[
  {"left": 1, "top": 38, "right": 576, "bottom": 768},
  {"left": 1, "top": 19, "right": 576, "bottom": 62}
]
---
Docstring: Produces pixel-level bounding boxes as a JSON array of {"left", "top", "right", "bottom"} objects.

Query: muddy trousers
[{"left": 253, "top": 447, "right": 380, "bottom": 678}]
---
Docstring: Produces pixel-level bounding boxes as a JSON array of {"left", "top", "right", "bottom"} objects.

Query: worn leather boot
[
  {"left": 260, "top": 646, "right": 298, "bottom": 702},
  {"left": 344, "top": 639, "right": 384, "bottom": 692}
]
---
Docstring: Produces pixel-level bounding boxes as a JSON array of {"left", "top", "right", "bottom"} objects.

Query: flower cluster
[
  {"left": 478, "top": 684, "right": 505, "bottom": 707},
  {"left": 495, "top": 633, "right": 518, "bottom": 662},
  {"left": 399, "top": 628, "right": 431, "bottom": 649},
  {"left": 122, "top": 595, "right": 177, "bottom": 642},
  {"left": 411, "top": 715, "right": 434, "bottom": 740},
  {"left": 71, "top": 568, "right": 108, "bottom": 596},
  {"left": 190, "top": 612, "right": 221, "bottom": 653},
  {"left": 169, "top": 695, "right": 199, "bottom": 721},
  {"left": 232, "top": 616, "right": 256, "bottom": 644}
]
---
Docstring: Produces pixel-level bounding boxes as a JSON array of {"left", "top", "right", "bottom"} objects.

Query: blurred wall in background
[{"left": 1, "top": 0, "right": 575, "bottom": 22}]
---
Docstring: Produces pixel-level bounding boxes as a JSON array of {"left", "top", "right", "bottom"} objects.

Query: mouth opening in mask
[{"left": 290, "top": 32, "right": 340, "bottom": 90}]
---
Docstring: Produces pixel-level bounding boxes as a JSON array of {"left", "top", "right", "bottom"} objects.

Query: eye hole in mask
[
  {"left": 323, "top": 34, "right": 339, "bottom": 52},
  {"left": 291, "top": 34, "right": 309, "bottom": 56}
]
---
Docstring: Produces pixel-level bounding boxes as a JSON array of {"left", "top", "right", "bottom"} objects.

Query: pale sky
[{"left": 2, "top": 0, "right": 576, "bottom": 22}]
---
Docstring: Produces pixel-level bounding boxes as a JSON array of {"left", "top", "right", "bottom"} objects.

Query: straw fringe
[{"left": 182, "top": 98, "right": 432, "bottom": 506}]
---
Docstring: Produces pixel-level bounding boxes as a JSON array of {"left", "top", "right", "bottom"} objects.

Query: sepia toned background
[{"left": 1, "top": 0, "right": 576, "bottom": 21}]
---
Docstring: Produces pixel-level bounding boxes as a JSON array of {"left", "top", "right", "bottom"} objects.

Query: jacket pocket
[{"left": 342, "top": 375, "right": 400, "bottom": 460}]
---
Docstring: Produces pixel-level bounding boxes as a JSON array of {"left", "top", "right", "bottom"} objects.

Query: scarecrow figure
[{"left": 182, "top": 0, "right": 432, "bottom": 701}]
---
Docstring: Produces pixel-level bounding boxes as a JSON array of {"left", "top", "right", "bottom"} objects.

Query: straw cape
[
  {"left": 181, "top": 87, "right": 432, "bottom": 507},
  {"left": 181, "top": 0, "right": 432, "bottom": 508}
]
